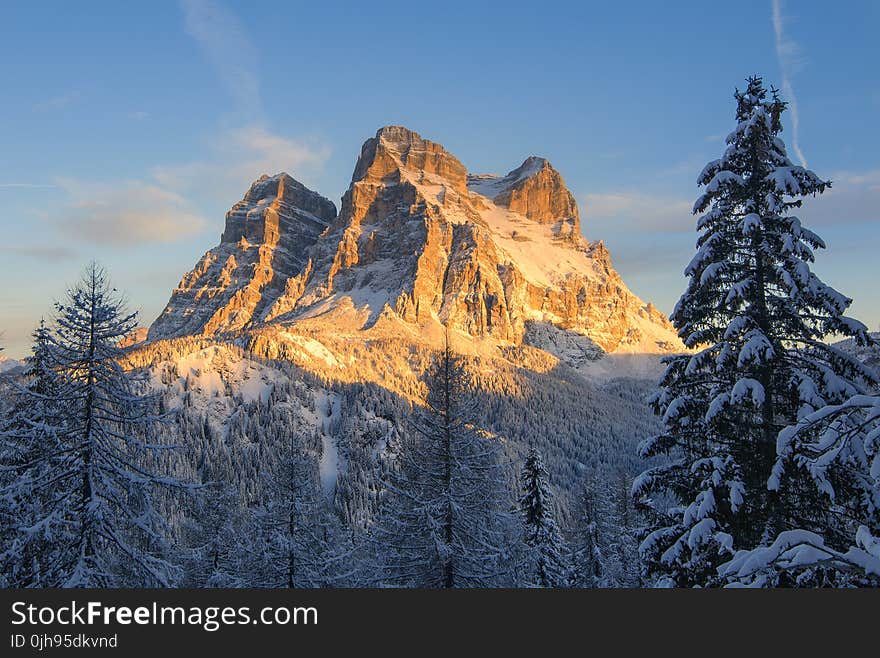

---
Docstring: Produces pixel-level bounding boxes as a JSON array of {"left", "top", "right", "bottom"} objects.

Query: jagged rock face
[
  {"left": 469, "top": 156, "right": 580, "bottom": 239},
  {"left": 148, "top": 173, "right": 336, "bottom": 340},
  {"left": 149, "top": 126, "right": 681, "bottom": 355},
  {"left": 350, "top": 125, "right": 468, "bottom": 197}
]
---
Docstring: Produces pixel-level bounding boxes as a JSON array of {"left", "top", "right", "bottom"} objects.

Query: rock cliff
[{"left": 149, "top": 126, "right": 681, "bottom": 356}]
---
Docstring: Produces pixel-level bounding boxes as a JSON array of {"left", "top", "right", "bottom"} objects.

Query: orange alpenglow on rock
[{"left": 148, "top": 126, "right": 681, "bottom": 356}]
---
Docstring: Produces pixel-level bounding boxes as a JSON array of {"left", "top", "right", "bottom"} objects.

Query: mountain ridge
[{"left": 148, "top": 125, "right": 682, "bottom": 362}]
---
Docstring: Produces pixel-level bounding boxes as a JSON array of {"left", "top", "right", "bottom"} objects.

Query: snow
[
  {"left": 279, "top": 332, "right": 340, "bottom": 369},
  {"left": 857, "top": 526, "right": 880, "bottom": 559},
  {"left": 580, "top": 352, "right": 669, "bottom": 380},
  {"left": 465, "top": 157, "right": 547, "bottom": 199},
  {"left": 236, "top": 367, "right": 275, "bottom": 404},
  {"left": 705, "top": 170, "right": 745, "bottom": 195},
  {"left": 730, "top": 378, "right": 765, "bottom": 406},
  {"left": 737, "top": 330, "right": 774, "bottom": 367},
  {"left": 705, "top": 393, "right": 729, "bottom": 422},
  {"left": 151, "top": 345, "right": 284, "bottom": 412},
  {"left": 316, "top": 391, "right": 342, "bottom": 496},
  {"left": 175, "top": 348, "right": 226, "bottom": 397},
  {"left": 466, "top": 174, "right": 505, "bottom": 198},
  {"left": 687, "top": 518, "right": 716, "bottom": 549},
  {"left": 766, "top": 167, "right": 803, "bottom": 196},
  {"left": 407, "top": 165, "right": 602, "bottom": 290},
  {"left": 524, "top": 322, "right": 603, "bottom": 368},
  {"left": 719, "top": 529, "right": 880, "bottom": 582},
  {"left": 0, "top": 356, "right": 22, "bottom": 373},
  {"left": 741, "top": 213, "right": 761, "bottom": 235},
  {"left": 471, "top": 199, "right": 603, "bottom": 289}
]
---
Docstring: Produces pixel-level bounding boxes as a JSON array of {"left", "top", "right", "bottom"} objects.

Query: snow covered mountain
[
  {"left": 128, "top": 126, "right": 684, "bottom": 524},
  {"left": 0, "top": 355, "right": 22, "bottom": 374},
  {"left": 149, "top": 126, "right": 681, "bottom": 361},
  {"left": 149, "top": 173, "right": 337, "bottom": 339},
  {"left": 835, "top": 332, "right": 880, "bottom": 375}
]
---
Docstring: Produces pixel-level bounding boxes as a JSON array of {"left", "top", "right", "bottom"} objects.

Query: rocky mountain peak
[
  {"left": 467, "top": 156, "right": 580, "bottom": 237},
  {"left": 222, "top": 172, "right": 336, "bottom": 244},
  {"left": 351, "top": 125, "right": 468, "bottom": 194},
  {"left": 148, "top": 173, "right": 335, "bottom": 341},
  {"left": 149, "top": 126, "right": 682, "bottom": 357}
]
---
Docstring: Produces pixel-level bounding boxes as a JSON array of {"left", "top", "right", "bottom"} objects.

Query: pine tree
[
  {"left": 720, "top": 392, "right": 880, "bottom": 586},
  {"left": 567, "top": 471, "right": 608, "bottom": 587},
  {"left": 604, "top": 469, "right": 642, "bottom": 587},
  {"left": 567, "top": 467, "right": 640, "bottom": 588},
  {"left": 518, "top": 447, "right": 568, "bottom": 587},
  {"left": 179, "top": 485, "right": 249, "bottom": 588},
  {"left": 634, "top": 77, "right": 877, "bottom": 586},
  {"left": 371, "top": 334, "right": 517, "bottom": 587},
  {"left": 1, "top": 263, "right": 186, "bottom": 587},
  {"left": 0, "top": 321, "right": 65, "bottom": 587},
  {"left": 253, "top": 435, "right": 338, "bottom": 588}
]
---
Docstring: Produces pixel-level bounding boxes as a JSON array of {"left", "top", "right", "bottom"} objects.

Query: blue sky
[{"left": 1, "top": 0, "right": 878, "bottom": 357}]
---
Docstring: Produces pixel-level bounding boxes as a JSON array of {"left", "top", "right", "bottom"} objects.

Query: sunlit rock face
[
  {"left": 469, "top": 156, "right": 580, "bottom": 239},
  {"left": 149, "top": 126, "right": 681, "bottom": 355},
  {"left": 148, "top": 173, "right": 336, "bottom": 340}
]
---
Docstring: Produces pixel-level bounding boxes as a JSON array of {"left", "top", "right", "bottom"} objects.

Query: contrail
[
  {"left": 772, "top": 0, "right": 807, "bottom": 167},
  {"left": 0, "top": 183, "right": 59, "bottom": 189}
]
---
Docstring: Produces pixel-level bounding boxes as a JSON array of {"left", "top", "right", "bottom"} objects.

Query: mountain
[
  {"left": 148, "top": 173, "right": 337, "bottom": 340},
  {"left": 0, "top": 355, "right": 22, "bottom": 374},
  {"left": 148, "top": 126, "right": 681, "bottom": 362},
  {"left": 835, "top": 332, "right": 880, "bottom": 375},
  {"left": 128, "top": 126, "right": 683, "bottom": 531}
]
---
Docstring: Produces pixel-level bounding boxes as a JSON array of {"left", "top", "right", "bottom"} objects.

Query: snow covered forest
[{"left": 1, "top": 77, "right": 878, "bottom": 588}]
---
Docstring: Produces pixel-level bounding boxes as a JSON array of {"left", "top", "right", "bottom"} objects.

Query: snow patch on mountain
[{"left": 0, "top": 356, "right": 22, "bottom": 374}]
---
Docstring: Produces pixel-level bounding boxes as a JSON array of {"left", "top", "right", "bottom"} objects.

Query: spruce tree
[
  {"left": 567, "top": 469, "right": 611, "bottom": 587},
  {"left": 371, "top": 335, "right": 516, "bottom": 587},
  {"left": 720, "top": 392, "right": 880, "bottom": 586},
  {"left": 518, "top": 447, "right": 567, "bottom": 587},
  {"left": 634, "top": 77, "right": 877, "bottom": 586},
  {"left": 1, "top": 263, "right": 185, "bottom": 587},
  {"left": 605, "top": 469, "right": 642, "bottom": 587},
  {"left": 253, "top": 435, "right": 338, "bottom": 588},
  {"left": 180, "top": 485, "right": 249, "bottom": 587},
  {"left": 567, "top": 467, "right": 641, "bottom": 587},
  {"left": 0, "top": 321, "right": 65, "bottom": 587}
]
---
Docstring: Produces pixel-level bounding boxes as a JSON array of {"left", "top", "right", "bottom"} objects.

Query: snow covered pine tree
[
  {"left": 567, "top": 469, "right": 611, "bottom": 587},
  {"left": 519, "top": 447, "right": 568, "bottom": 587},
  {"left": 633, "top": 77, "right": 877, "bottom": 587},
  {"left": 0, "top": 321, "right": 65, "bottom": 586},
  {"left": 253, "top": 434, "right": 346, "bottom": 588},
  {"left": 719, "top": 392, "right": 880, "bottom": 586},
  {"left": 0, "top": 263, "right": 186, "bottom": 587},
  {"left": 568, "top": 468, "right": 642, "bottom": 587},
  {"left": 179, "top": 485, "right": 250, "bottom": 587},
  {"left": 371, "top": 335, "right": 517, "bottom": 587}
]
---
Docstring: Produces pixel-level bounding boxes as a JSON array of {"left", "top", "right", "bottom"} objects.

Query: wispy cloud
[
  {"left": 0, "top": 183, "right": 60, "bottom": 189},
  {"left": 181, "top": 0, "right": 261, "bottom": 118},
  {"left": 833, "top": 169, "right": 880, "bottom": 190},
  {"left": 581, "top": 191, "right": 694, "bottom": 235},
  {"left": 27, "top": 0, "right": 328, "bottom": 251},
  {"left": 56, "top": 179, "right": 209, "bottom": 245},
  {"left": 33, "top": 91, "right": 81, "bottom": 112},
  {"left": 164, "top": 2, "right": 330, "bottom": 195},
  {"left": 704, "top": 131, "right": 729, "bottom": 143},
  {"left": 0, "top": 245, "right": 78, "bottom": 261},
  {"left": 152, "top": 124, "right": 330, "bottom": 193},
  {"left": 771, "top": 0, "right": 807, "bottom": 167},
  {"left": 797, "top": 169, "right": 880, "bottom": 228},
  {"left": 582, "top": 167, "right": 880, "bottom": 240}
]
